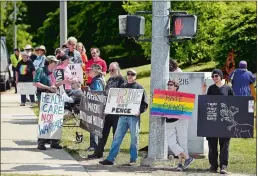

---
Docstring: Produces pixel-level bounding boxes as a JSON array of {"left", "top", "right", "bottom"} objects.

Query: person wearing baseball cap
[
  {"left": 205, "top": 68, "right": 234, "bottom": 174},
  {"left": 228, "top": 60, "right": 256, "bottom": 96},
  {"left": 10, "top": 48, "right": 22, "bottom": 93},
  {"left": 33, "top": 45, "right": 47, "bottom": 70}
]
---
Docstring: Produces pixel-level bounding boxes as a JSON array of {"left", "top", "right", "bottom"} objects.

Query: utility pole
[
  {"left": 148, "top": 1, "right": 170, "bottom": 160},
  {"left": 60, "top": 0, "right": 67, "bottom": 47},
  {"left": 13, "top": 1, "right": 17, "bottom": 49}
]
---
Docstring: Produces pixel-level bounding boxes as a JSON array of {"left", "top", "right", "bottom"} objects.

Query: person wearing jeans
[{"left": 99, "top": 69, "right": 148, "bottom": 165}]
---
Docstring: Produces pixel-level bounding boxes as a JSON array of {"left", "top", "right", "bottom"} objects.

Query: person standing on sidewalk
[
  {"left": 65, "top": 37, "right": 82, "bottom": 64},
  {"left": 86, "top": 64, "right": 106, "bottom": 151},
  {"left": 99, "top": 69, "right": 148, "bottom": 165},
  {"left": 16, "top": 52, "right": 36, "bottom": 106},
  {"left": 33, "top": 55, "right": 70, "bottom": 150},
  {"left": 33, "top": 45, "right": 47, "bottom": 70},
  {"left": 204, "top": 69, "right": 234, "bottom": 174},
  {"left": 10, "top": 48, "right": 22, "bottom": 93},
  {"left": 88, "top": 62, "right": 126, "bottom": 159}
]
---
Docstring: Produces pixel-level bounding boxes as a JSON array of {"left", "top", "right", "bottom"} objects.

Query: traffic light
[
  {"left": 171, "top": 14, "right": 197, "bottom": 38},
  {"left": 118, "top": 15, "right": 145, "bottom": 38}
]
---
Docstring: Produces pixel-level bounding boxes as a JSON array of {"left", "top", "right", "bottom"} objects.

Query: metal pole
[
  {"left": 13, "top": 1, "right": 17, "bottom": 49},
  {"left": 148, "top": 1, "right": 170, "bottom": 160},
  {"left": 60, "top": 0, "right": 67, "bottom": 47}
]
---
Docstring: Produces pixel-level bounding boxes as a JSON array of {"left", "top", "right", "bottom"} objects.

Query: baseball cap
[{"left": 46, "top": 55, "right": 59, "bottom": 62}]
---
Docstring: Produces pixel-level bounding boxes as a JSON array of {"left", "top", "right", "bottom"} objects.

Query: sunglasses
[
  {"left": 127, "top": 72, "right": 136, "bottom": 76},
  {"left": 167, "top": 84, "right": 175, "bottom": 86},
  {"left": 212, "top": 74, "right": 219, "bottom": 78},
  {"left": 91, "top": 52, "right": 96, "bottom": 55},
  {"left": 109, "top": 69, "right": 116, "bottom": 72}
]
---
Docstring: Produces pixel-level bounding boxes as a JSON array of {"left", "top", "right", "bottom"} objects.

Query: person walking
[
  {"left": 88, "top": 62, "right": 126, "bottom": 159},
  {"left": 205, "top": 69, "right": 234, "bottom": 174},
  {"left": 16, "top": 52, "right": 36, "bottom": 106},
  {"left": 10, "top": 48, "right": 22, "bottom": 93},
  {"left": 99, "top": 69, "right": 148, "bottom": 165}
]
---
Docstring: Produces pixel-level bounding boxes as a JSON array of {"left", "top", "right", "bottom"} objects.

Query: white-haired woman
[{"left": 65, "top": 36, "right": 82, "bottom": 64}]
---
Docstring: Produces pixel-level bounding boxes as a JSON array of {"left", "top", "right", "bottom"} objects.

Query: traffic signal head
[
  {"left": 119, "top": 15, "right": 145, "bottom": 38},
  {"left": 171, "top": 14, "right": 197, "bottom": 38}
]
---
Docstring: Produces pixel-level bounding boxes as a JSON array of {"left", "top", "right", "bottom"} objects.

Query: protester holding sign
[
  {"left": 88, "top": 62, "right": 126, "bottom": 159},
  {"left": 86, "top": 64, "right": 106, "bottom": 151},
  {"left": 16, "top": 51, "right": 36, "bottom": 106},
  {"left": 205, "top": 69, "right": 234, "bottom": 174},
  {"left": 33, "top": 55, "right": 70, "bottom": 150},
  {"left": 99, "top": 69, "right": 148, "bottom": 165}
]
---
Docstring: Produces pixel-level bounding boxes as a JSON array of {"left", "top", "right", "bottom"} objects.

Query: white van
[{"left": 0, "top": 36, "right": 12, "bottom": 91}]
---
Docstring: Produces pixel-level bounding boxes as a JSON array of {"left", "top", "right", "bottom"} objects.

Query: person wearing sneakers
[
  {"left": 205, "top": 69, "right": 234, "bottom": 174},
  {"left": 33, "top": 55, "right": 70, "bottom": 150},
  {"left": 16, "top": 52, "right": 36, "bottom": 106},
  {"left": 165, "top": 80, "right": 194, "bottom": 171},
  {"left": 99, "top": 69, "right": 148, "bottom": 166}
]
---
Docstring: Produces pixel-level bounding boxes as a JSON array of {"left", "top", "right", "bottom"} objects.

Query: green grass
[{"left": 32, "top": 62, "right": 256, "bottom": 175}]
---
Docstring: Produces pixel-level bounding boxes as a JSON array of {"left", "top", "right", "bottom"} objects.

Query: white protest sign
[
  {"left": 104, "top": 88, "right": 144, "bottom": 115},
  {"left": 37, "top": 93, "right": 65, "bottom": 139},
  {"left": 68, "top": 64, "right": 83, "bottom": 83},
  {"left": 17, "top": 82, "right": 37, "bottom": 95}
]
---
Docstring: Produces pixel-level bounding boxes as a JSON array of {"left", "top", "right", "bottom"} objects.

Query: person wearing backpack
[{"left": 86, "top": 64, "right": 106, "bottom": 151}]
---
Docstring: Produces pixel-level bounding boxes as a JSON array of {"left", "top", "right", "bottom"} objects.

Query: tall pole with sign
[{"left": 148, "top": 1, "right": 170, "bottom": 160}]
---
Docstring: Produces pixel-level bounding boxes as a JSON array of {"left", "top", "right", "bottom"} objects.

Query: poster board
[
  {"left": 197, "top": 95, "right": 254, "bottom": 138},
  {"left": 37, "top": 93, "right": 65, "bottom": 139},
  {"left": 68, "top": 64, "right": 83, "bottom": 83},
  {"left": 104, "top": 88, "right": 144, "bottom": 115},
  {"left": 17, "top": 82, "right": 37, "bottom": 95}
]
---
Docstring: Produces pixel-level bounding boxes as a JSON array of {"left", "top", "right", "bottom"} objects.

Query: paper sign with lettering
[
  {"left": 79, "top": 91, "right": 107, "bottom": 137},
  {"left": 37, "top": 93, "right": 65, "bottom": 139},
  {"left": 104, "top": 88, "right": 144, "bottom": 115},
  {"left": 17, "top": 82, "right": 37, "bottom": 95},
  {"left": 151, "top": 89, "right": 195, "bottom": 119},
  {"left": 68, "top": 64, "right": 83, "bottom": 83},
  {"left": 54, "top": 69, "right": 65, "bottom": 90},
  {"left": 197, "top": 95, "right": 254, "bottom": 138}
]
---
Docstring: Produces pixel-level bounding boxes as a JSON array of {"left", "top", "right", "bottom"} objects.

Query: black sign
[
  {"left": 197, "top": 95, "right": 254, "bottom": 138},
  {"left": 79, "top": 91, "right": 107, "bottom": 137},
  {"left": 54, "top": 69, "right": 65, "bottom": 89}
]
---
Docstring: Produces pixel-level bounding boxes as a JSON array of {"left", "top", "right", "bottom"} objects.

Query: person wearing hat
[
  {"left": 10, "top": 48, "right": 22, "bottom": 93},
  {"left": 33, "top": 45, "right": 47, "bottom": 70},
  {"left": 86, "top": 63, "right": 106, "bottom": 151},
  {"left": 33, "top": 55, "right": 70, "bottom": 150},
  {"left": 228, "top": 61, "right": 256, "bottom": 97},
  {"left": 34, "top": 46, "right": 40, "bottom": 56},
  {"left": 16, "top": 52, "right": 36, "bottom": 106},
  {"left": 205, "top": 69, "right": 234, "bottom": 174},
  {"left": 99, "top": 69, "right": 148, "bottom": 166},
  {"left": 24, "top": 44, "right": 37, "bottom": 62}
]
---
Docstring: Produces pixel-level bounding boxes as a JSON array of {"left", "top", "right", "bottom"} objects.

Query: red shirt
[{"left": 85, "top": 57, "right": 107, "bottom": 84}]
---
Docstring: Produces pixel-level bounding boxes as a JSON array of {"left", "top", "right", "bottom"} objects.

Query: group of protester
[{"left": 9, "top": 36, "right": 256, "bottom": 174}]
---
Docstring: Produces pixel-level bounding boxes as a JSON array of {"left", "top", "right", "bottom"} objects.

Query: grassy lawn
[{"left": 32, "top": 62, "right": 256, "bottom": 175}]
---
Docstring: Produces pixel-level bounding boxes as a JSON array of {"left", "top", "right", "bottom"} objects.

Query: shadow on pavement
[
  {"left": 13, "top": 140, "right": 38, "bottom": 146},
  {"left": 2, "top": 118, "right": 38, "bottom": 125}
]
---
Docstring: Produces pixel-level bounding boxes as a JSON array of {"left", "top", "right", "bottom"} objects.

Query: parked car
[{"left": 0, "top": 36, "right": 12, "bottom": 91}]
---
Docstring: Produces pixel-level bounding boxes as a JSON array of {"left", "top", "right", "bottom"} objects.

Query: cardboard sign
[
  {"left": 151, "top": 89, "right": 195, "bottom": 119},
  {"left": 68, "top": 64, "right": 83, "bottom": 83},
  {"left": 197, "top": 95, "right": 254, "bottom": 138},
  {"left": 104, "top": 88, "right": 144, "bottom": 115},
  {"left": 37, "top": 93, "right": 65, "bottom": 139},
  {"left": 79, "top": 91, "right": 107, "bottom": 137},
  {"left": 17, "top": 82, "right": 37, "bottom": 95},
  {"left": 54, "top": 69, "right": 65, "bottom": 90}
]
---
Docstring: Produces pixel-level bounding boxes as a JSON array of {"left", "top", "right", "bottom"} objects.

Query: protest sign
[
  {"left": 104, "top": 88, "right": 144, "bottom": 115},
  {"left": 79, "top": 90, "right": 107, "bottom": 137},
  {"left": 37, "top": 93, "right": 65, "bottom": 139},
  {"left": 54, "top": 69, "right": 65, "bottom": 90},
  {"left": 197, "top": 95, "right": 254, "bottom": 138},
  {"left": 151, "top": 89, "right": 195, "bottom": 119},
  {"left": 17, "top": 82, "right": 36, "bottom": 95},
  {"left": 68, "top": 64, "right": 83, "bottom": 83}
]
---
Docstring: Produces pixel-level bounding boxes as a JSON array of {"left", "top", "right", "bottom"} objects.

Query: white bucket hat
[{"left": 24, "top": 44, "right": 32, "bottom": 50}]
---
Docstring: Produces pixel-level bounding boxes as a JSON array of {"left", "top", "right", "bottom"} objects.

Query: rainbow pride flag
[{"left": 151, "top": 89, "right": 195, "bottom": 119}]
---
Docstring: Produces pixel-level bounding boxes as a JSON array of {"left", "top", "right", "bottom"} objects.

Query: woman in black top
[{"left": 88, "top": 62, "right": 126, "bottom": 158}]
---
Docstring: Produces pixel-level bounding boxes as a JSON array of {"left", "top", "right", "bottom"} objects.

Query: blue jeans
[
  {"left": 21, "top": 95, "right": 35, "bottom": 104},
  {"left": 107, "top": 116, "right": 140, "bottom": 162},
  {"left": 90, "top": 133, "right": 100, "bottom": 148}
]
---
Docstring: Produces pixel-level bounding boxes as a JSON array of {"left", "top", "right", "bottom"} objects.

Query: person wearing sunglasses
[
  {"left": 205, "top": 69, "right": 234, "bottom": 174},
  {"left": 88, "top": 62, "right": 126, "bottom": 159},
  {"left": 99, "top": 69, "right": 148, "bottom": 165}
]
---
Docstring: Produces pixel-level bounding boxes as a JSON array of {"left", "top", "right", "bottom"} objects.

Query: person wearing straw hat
[
  {"left": 24, "top": 44, "right": 37, "bottom": 62},
  {"left": 33, "top": 45, "right": 47, "bottom": 70}
]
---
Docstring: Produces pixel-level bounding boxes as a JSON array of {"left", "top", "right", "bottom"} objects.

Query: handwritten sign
[
  {"left": 104, "top": 88, "right": 144, "bottom": 115},
  {"left": 54, "top": 69, "right": 65, "bottom": 90},
  {"left": 68, "top": 64, "right": 83, "bottom": 83},
  {"left": 37, "top": 93, "right": 64, "bottom": 139},
  {"left": 17, "top": 82, "right": 36, "bottom": 95},
  {"left": 79, "top": 91, "right": 107, "bottom": 137},
  {"left": 151, "top": 89, "right": 195, "bottom": 119}
]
